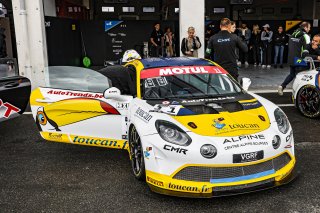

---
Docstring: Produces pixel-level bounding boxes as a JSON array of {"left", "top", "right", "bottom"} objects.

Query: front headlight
[
  {"left": 274, "top": 108, "right": 290, "bottom": 134},
  {"left": 155, "top": 120, "right": 192, "bottom": 146}
]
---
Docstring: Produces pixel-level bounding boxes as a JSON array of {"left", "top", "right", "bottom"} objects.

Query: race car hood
[
  {"left": 149, "top": 94, "right": 271, "bottom": 137},
  {"left": 172, "top": 106, "right": 270, "bottom": 137}
]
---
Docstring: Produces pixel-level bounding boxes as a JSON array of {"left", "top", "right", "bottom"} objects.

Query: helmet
[{"left": 122, "top": 49, "right": 141, "bottom": 63}]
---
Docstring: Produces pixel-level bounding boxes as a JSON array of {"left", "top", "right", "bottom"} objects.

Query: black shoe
[
  {"left": 280, "top": 65, "right": 284, "bottom": 68},
  {"left": 274, "top": 65, "right": 277, "bottom": 68}
]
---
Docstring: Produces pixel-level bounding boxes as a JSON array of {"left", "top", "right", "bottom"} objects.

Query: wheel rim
[
  {"left": 129, "top": 126, "right": 143, "bottom": 176},
  {"left": 298, "top": 87, "right": 320, "bottom": 117}
]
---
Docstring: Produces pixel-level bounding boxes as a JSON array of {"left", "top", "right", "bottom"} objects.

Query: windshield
[{"left": 141, "top": 66, "right": 243, "bottom": 100}]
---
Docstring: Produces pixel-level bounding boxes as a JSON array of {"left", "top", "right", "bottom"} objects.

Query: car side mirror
[
  {"left": 103, "top": 87, "right": 127, "bottom": 101},
  {"left": 241, "top": 77, "right": 251, "bottom": 91}
]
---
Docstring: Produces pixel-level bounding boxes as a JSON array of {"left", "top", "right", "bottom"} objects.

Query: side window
[
  {"left": 0, "top": 58, "right": 18, "bottom": 79},
  {"left": 46, "top": 66, "right": 112, "bottom": 93}
]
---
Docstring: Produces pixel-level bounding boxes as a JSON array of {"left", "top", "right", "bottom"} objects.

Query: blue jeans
[{"left": 274, "top": 45, "right": 284, "bottom": 65}]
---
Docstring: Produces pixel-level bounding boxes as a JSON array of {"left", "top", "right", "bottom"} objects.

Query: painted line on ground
[
  {"left": 249, "top": 90, "right": 292, "bottom": 94},
  {"left": 295, "top": 142, "right": 320, "bottom": 147},
  {"left": 277, "top": 104, "right": 295, "bottom": 107}
]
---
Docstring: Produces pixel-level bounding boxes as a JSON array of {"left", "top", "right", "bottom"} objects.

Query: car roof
[{"left": 140, "top": 57, "right": 213, "bottom": 69}]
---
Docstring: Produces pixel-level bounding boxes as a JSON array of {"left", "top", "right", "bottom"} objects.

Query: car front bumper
[{"left": 145, "top": 154, "right": 296, "bottom": 198}]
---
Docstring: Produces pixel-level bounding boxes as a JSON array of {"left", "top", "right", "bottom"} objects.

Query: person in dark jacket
[
  {"left": 181, "top": 26, "right": 201, "bottom": 57},
  {"left": 261, "top": 24, "right": 273, "bottom": 68},
  {"left": 206, "top": 18, "right": 248, "bottom": 81},
  {"left": 273, "top": 26, "right": 287, "bottom": 68},
  {"left": 250, "top": 24, "right": 262, "bottom": 66},
  {"left": 278, "top": 22, "right": 311, "bottom": 95},
  {"left": 302, "top": 34, "right": 320, "bottom": 67},
  {"left": 237, "top": 23, "right": 251, "bottom": 67},
  {"left": 150, "top": 23, "right": 163, "bottom": 57}
]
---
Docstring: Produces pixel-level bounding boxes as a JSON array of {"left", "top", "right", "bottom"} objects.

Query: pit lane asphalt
[{"left": 0, "top": 93, "right": 320, "bottom": 213}]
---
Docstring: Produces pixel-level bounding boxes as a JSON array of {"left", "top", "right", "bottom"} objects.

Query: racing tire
[
  {"left": 296, "top": 85, "right": 320, "bottom": 118},
  {"left": 129, "top": 125, "right": 146, "bottom": 181}
]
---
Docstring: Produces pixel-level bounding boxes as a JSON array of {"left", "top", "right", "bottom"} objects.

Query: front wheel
[
  {"left": 297, "top": 85, "right": 320, "bottom": 118},
  {"left": 129, "top": 125, "right": 145, "bottom": 180}
]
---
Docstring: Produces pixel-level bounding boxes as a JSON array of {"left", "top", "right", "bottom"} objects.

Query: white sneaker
[
  {"left": 245, "top": 62, "right": 249, "bottom": 67},
  {"left": 267, "top": 65, "right": 271, "bottom": 69},
  {"left": 262, "top": 65, "right": 266, "bottom": 68},
  {"left": 237, "top": 61, "right": 242, "bottom": 67},
  {"left": 254, "top": 63, "right": 257, "bottom": 66},
  {"left": 278, "top": 86, "right": 284, "bottom": 96}
]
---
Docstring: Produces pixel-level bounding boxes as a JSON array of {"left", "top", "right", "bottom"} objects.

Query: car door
[
  {"left": 30, "top": 66, "right": 132, "bottom": 149},
  {"left": 0, "top": 58, "right": 31, "bottom": 122}
]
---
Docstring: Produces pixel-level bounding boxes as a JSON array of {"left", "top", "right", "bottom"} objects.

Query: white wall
[
  {"left": 179, "top": 0, "right": 205, "bottom": 58},
  {"left": 43, "top": 0, "right": 56, "bottom": 17}
]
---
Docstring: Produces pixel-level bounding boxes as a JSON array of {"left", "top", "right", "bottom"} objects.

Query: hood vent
[
  {"left": 184, "top": 105, "right": 219, "bottom": 114},
  {"left": 221, "top": 102, "right": 244, "bottom": 113}
]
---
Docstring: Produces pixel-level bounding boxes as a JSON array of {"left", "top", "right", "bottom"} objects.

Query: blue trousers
[{"left": 274, "top": 45, "right": 284, "bottom": 65}]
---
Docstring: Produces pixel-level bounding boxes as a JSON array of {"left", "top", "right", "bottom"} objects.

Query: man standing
[
  {"left": 206, "top": 18, "right": 248, "bottom": 81},
  {"left": 150, "top": 23, "right": 163, "bottom": 57},
  {"left": 237, "top": 23, "right": 251, "bottom": 67},
  {"left": 278, "top": 22, "right": 311, "bottom": 95}
]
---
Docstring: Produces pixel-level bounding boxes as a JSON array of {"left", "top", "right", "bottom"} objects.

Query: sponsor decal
[
  {"left": 147, "top": 176, "right": 164, "bottom": 187},
  {"left": 144, "top": 147, "right": 152, "bottom": 159},
  {"left": 140, "top": 66, "right": 227, "bottom": 79},
  {"left": 168, "top": 183, "right": 210, "bottom": 193},
  {"left": 181, "top": 96, "right": 235, "bottom": 104},
  {"left": 72, "top": 136, "right": 128, "bottom": 149},
  {"left": 214, "top": 119, "right": 260, "bottom": 132},
  {"left": 223, "top": 134, "right": 266, "bottom": 144},
  {"left": 163, "top": 145, "right": 188, "bottom": 155},
  {"left": 241, "top": 101, "right": 262, "bottom": 110},
  {"left": 0, "top": 99, "right": 21, "bottom": 118},
  {"left": 223, "top": 134, "right": 268, "bottom": 150},
  {"left": 48, "top": 133, "right": 63, "bottom": 140},
  {"left": 301, "top": 75, "right": 313, "bottom": 81},
  {"left": 224, "top": 141, "right": 268, "bottom": 150},
  {"left": 47, "top": 90, "right": 103, "bottom": 98},
  {"left": 135, "top": 107, "right": 153, "bottom": 123},
  {"left": 233, "top": 150, "right": 264, "bottom": 163},
  {"left": 228, "top": 123, "right": 260, "bottom": 130},
  {"left": 116, "top": 102, "right": 129, "bottom": 110},
  {"left": 213, "top": 118, "right": 226, "bottom": 129}
]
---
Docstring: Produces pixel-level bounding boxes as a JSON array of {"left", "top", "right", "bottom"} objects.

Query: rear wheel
[
  {"left": 297, "top": 85, "right": 320, "bottom": 118},
  {"left": 129, "top": 125, "right": 145, "bottom": 180}
]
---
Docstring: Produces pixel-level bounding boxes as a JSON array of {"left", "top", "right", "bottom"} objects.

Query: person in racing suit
[
  {"left": 278, "top": 22, "right": 311, "bottom": 95},
  {"left": 302, "top": 34, "right": 320, "bottom": 67},
  {"left": 205, "top": 18, "right": 248, "bottom": 81}
]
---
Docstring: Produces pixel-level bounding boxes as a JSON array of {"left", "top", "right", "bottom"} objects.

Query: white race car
[
  {"left": 292, "top": 58, "right": 320, "bottom": 118},
  {"left": 30, "top": 58, "right": 296, "bottom": 197}
]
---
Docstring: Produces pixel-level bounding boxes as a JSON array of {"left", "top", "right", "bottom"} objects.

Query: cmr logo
[
  {"left": 0, "top": 99, "right": 20, "bottom": 118},
  {"left": 163, "top": 145, "right": 188, "bottom": 155}
]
